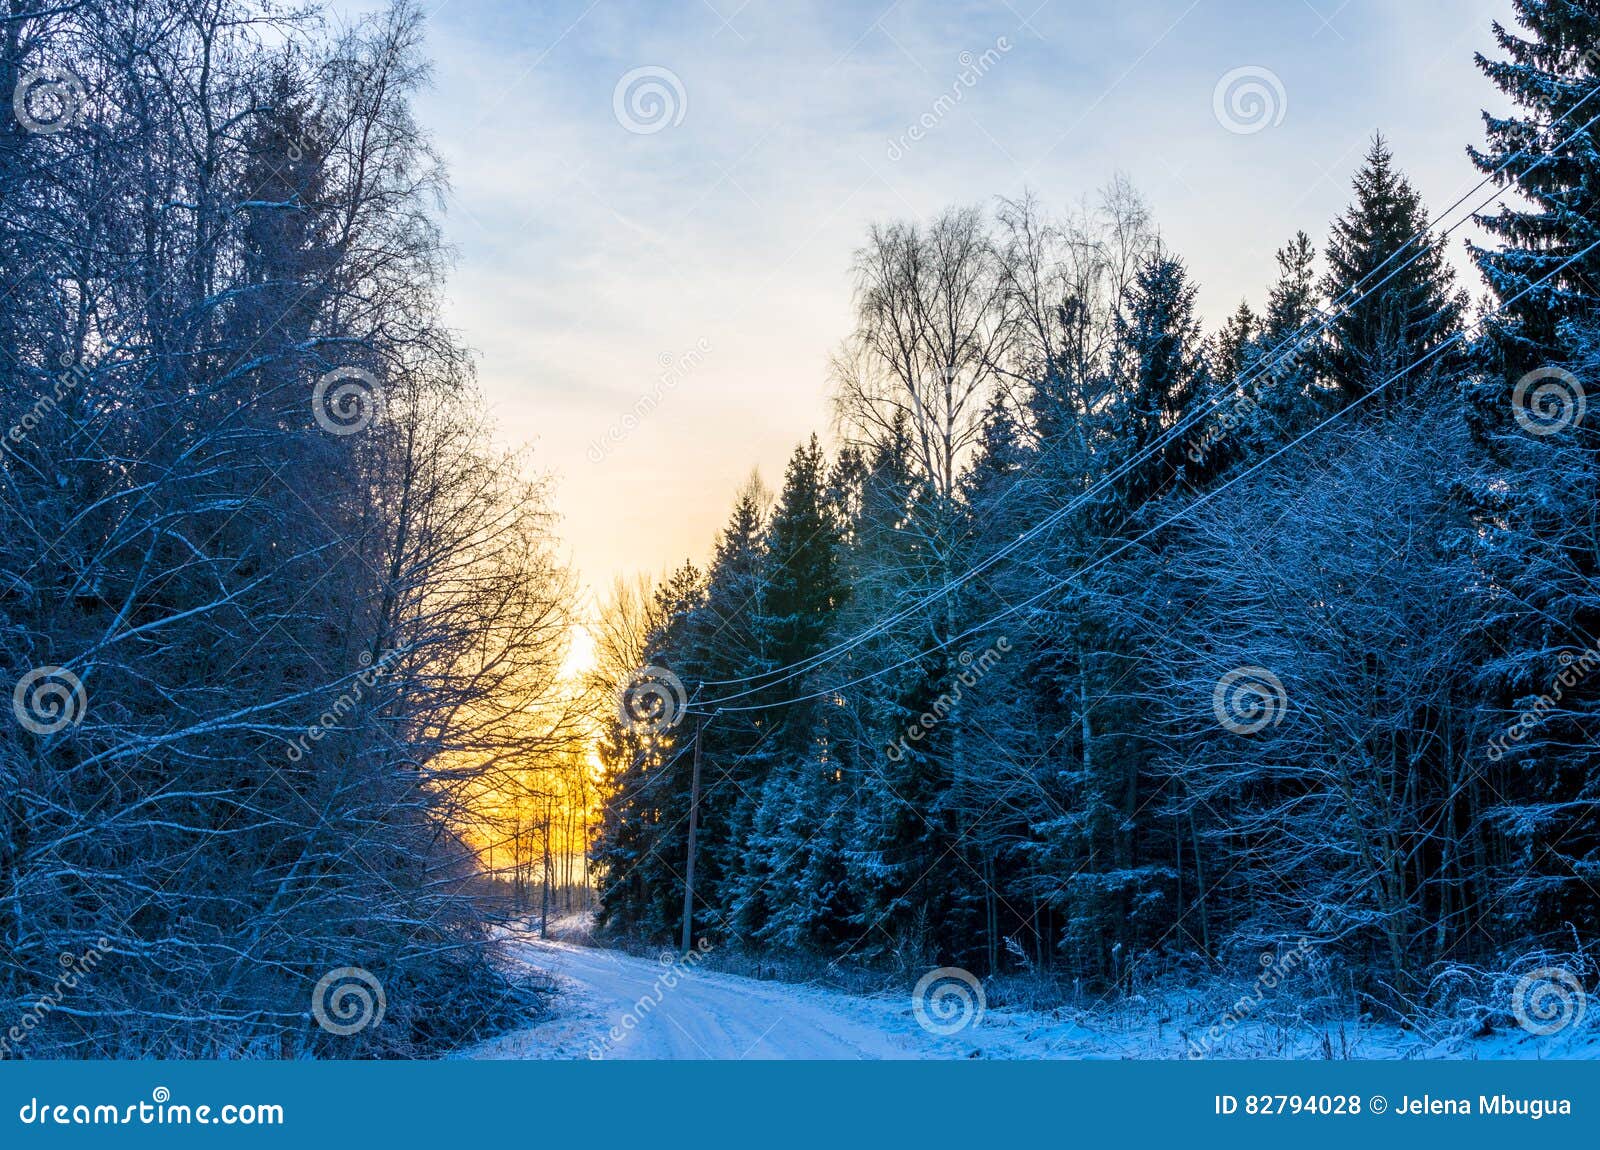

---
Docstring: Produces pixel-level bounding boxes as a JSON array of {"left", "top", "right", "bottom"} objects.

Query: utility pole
[
  {"left": 540, "top": 799, "right": 553, "bottom": 939},
  {"left": 680, "top": 716, "right": 702, "bottom": 954}
]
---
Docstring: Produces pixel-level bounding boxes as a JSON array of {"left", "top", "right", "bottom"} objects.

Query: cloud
[{"left": 354, "top": 0, "right": 1515, "bottom": 599}]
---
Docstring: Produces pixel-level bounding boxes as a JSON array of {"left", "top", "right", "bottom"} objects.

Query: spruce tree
[
  {"left": 680, "top": 478, "right": 771, "bottom": 932},
  {"left": 1469, "top": 0, "right": 1600, "bottom": 366},
  {"left": 1320, "top": 136, "right": 1464, "bottom": 408},
  {"left": 1213, "top": 300, "right": 1256, "bottom": 394},
  {"left": 1230, "top": 231, "right": 1324, "bottom": 463},
  {"left": 1106, "top": 248, "right": 1210, "bottom": 508},
  {"left": 1460, "top": 3, "right": 1600, "bottom": 944},
  {"left": 761, "top": 435, "right": 845, "bottom": 687},
  {"left": 1263, "top": 230, "right": 1319, "bottom": 343},
  {"left": 593, "top": 562, "right": 705, "bottom": 940},
  {"left": 714, "top": 438, "right": 846, "bottom": 943}
]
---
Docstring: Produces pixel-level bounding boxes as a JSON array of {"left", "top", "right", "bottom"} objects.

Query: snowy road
[
  {"left": 460, "top": 932, "right": 1599, "bottom": 1061},
  {"left": 476, "top": 937, "right": 934, "bottom": 1059}
]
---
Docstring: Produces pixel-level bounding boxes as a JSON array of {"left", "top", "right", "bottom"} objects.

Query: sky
[{"left": 336, "top": 0, "right": 1521, "bottom": 635}]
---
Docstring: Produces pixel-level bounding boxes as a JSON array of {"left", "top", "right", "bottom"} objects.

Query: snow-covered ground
[{"left": 462, "top": 929, "right": 1600, "bottom": 1060}]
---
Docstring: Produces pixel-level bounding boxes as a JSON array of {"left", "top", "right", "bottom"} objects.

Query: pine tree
[
  {"left": 226, "top": 63, "right": 339, "bottom": 366},
  {"left": 1226, "top": 232, "right": 1324, "bottom": 465},
  {"left": 594, "top": 562, "right": 706, "bottom": 940},
  {"left": 1458, "top": 1, "right": 1600, "bottom": 945},
  {"left": 679, "top": 477, "right": 771, "bottom": 932},
  {"left": 1263, "top": 231, "right": 1319, "bottom": 343},
  {"left": 1106, "top": 248, "right": 1210, "bottom": 508},
  {"left": 760, "top": 435, "right": 845, "bottom": 703},
  {"left": 701, "top": 439, "right": 846, "bottom": 944},
  {"left": 1320, "top": 136, "right": 1464, "bottom": 408},
  {"left": 1469, "top": 0, "right": 1600, "bottom": 367},
  {"left": 819, "top": 417, "right": 949, "bottom": 963},
  {"left": 1213, "top": 300, "right": 1256, "bottom": 393},
  {"left": 945, "top": 400, "right": 1045, "bottom": 973}
]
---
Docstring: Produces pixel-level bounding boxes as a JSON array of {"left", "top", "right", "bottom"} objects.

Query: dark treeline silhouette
[
  {"left": 0, "top": 0, "right": 577, "bottom": 1055},
  {"left": 592, "top": 0, "right": 1600, "bottom": 1009}
]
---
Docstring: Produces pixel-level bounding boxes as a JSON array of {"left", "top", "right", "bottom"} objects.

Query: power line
[
  {"left": 690, "top": 87, "right": 1600, "bottom": 703},
  {"left": 701, "top": 234, "right": 1600, "bottom": 714}
]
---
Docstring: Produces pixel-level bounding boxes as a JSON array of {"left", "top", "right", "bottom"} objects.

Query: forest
[
  {"left": 1, "top": 0, "right": 1598, "bottom": 1060},
  {"left": 589, "top": 0, "right": 1600, "bottom": 1020},
  {"left": 0, "top": 0, "right": 587, "bottom": 1056}
]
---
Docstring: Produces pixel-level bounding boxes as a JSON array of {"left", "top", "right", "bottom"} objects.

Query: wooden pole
[
  {"left": 540, "top": 799, "right": 553, "bottom": 938},
  {"left": 680, "top": 717, "right": 702, "bottom": 954}
]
